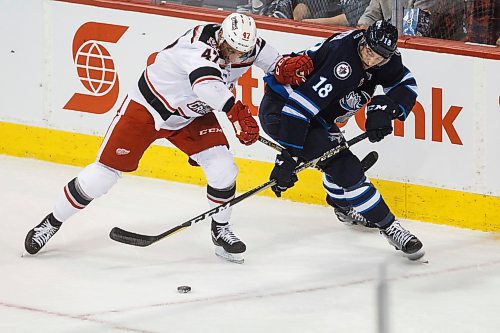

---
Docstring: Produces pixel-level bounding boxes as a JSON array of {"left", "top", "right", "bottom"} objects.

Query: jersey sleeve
[
  {"left": 376, "top": 52, "right": 418, "bottom": 120},
  {"left": 177, "top": 42, "right": 234, "bottom": 112},
  {"left": 252, "top": 38, "right": 281, "bottom": 74}
]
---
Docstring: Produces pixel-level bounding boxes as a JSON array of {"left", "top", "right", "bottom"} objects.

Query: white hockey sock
[
  {"left": 53, "top": 177, "right": 92, "bottom": 222},
  {"left": 191, "top": 146, "right": 238, "bottom": 223},
  {"left": 207, "top": 183, "right": 236, "bottom": 223},
  {"left": 52, "top": 162, "right": 120, "bottom": 222}
]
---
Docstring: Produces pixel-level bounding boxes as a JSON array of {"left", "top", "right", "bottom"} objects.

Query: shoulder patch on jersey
[
  {"left": 198, "top": 24, "right": 220, "bottom": 47},
  {"left": 334, "top": 62, "right": 352, "bottom": 80},
  {"left": 252, "top": 38, "right": 265, "bottom": 57}
]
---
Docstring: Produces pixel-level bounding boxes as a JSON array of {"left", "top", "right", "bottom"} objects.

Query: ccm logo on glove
[
  {"left": 365, "top": 95, "right": 402, "bottom": 143},
  {"left": 367, "top": 104, "right": 388, "bottom": 112}
]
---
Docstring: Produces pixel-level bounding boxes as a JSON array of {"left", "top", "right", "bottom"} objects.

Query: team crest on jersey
[
  {"left": 339, "top": 90, "right": 371, "bottom": 112},
  {"left": 207, "top": 37, "right": 217, "bottom": 49},
  {"left": 335, "top": 110, "right": 357, "bottom": 124},
  {"left": 335, "top": 90, "right": 372, "bottom": 123},
  {"left": 187, "top": 101, "right": 213, "bottom": 115},
  {"left": 334, "top": 62, "right": 351, "bottom": 80}
]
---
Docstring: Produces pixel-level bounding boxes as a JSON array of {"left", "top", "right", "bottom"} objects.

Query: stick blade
[
  {"left": 109, "top": 227, "right": 157, "bottom": 247},
  {"left": 361, "top": 151, "right": 378, "bottom": 172}
]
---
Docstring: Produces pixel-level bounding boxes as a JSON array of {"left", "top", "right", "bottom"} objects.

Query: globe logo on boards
[
  {"left": 75, "top": 41, "right": 117, "bottom": 96},
  {"left": 64, "top": 22, "right": 128, "bottom": 114}
]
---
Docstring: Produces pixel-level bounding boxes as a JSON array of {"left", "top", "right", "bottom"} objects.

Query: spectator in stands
[
  {"left": 257, "top": 0, "right": 295, "bottom": 19},
  {"left": 295, "top": 0, "right": 343, "bottom": 20},
  {"left": 427, "top": 0, "right": 467, "bottom": 40},
  {"left": 302, "top": 0, "right": 370, "bottom": 26},
  {"left": 497, "top": 4, "right": 500, "bottom": 46},
  {"left": 356, "top": 0, "right": 466, "bottom": 41},
  {"left": 463, "top": 0, "right": 498, "bottom": 45},
  {"left": 497, "top": 3, "right": 500, "bottom": 47},
  {"left": 253, "top": 0, "right": 498, "bottom": 45},
  {"left": 358, "top": 0, "right": 435, "bottom": 29},
  {"left": 256, "top": 0, "right": 343, "bottom": 21}
]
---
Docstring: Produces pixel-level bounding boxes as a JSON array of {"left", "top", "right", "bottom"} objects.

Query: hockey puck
[{"left": 177, "top": 285, "right": 191, "bottom": 293}]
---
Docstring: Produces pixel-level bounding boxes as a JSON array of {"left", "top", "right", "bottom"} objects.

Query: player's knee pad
[
  {"left": 76, "top": 162, "right": 121, "bottom": 199},
  {"left": 321, "top": 150, "right": 364, "bottom": 189},
  {"left": 191, "top": 145, "right": 238, "bottom": 189}
]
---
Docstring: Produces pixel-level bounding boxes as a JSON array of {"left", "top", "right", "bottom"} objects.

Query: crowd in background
[{"left": 150, "top": 0, "right": 499, "bottom": 46}]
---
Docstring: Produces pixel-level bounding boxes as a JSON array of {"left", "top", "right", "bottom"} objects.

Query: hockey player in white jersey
[{"left": 24, "top": 13, "right": 314, "bottom": 263}]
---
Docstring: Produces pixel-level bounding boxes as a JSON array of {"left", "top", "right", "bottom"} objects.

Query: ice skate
[
  {"left": 334, "top": 206, "right": 377, "bottom": 228},
  {"left": 24, "top": 214, "right": 61, "bottom": 255},
  {"left": 381, "top": 220, "right": 425, "bottom": 261},
  {"left": 211, "top": 220, "right": 246, "bottom": 264}
]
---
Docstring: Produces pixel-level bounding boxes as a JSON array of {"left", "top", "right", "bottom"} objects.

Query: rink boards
[{"left": 1, "top": 0, "right": 499, "bottom": 231}]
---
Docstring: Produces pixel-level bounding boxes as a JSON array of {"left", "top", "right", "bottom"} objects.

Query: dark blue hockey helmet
[{"left": 364, "top": 20, "right": 398, "bottom": 59}]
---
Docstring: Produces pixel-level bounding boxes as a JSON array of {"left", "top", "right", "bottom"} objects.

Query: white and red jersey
[{"left": 128, "top": 23, "right": 280, "bottom": 130}]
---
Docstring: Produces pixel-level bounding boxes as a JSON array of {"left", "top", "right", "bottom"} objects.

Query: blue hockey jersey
[{"left": 264, "top": 29, "right": 418, "bottom": 151}]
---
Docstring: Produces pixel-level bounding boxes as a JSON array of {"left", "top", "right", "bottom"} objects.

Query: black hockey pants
[{"left": 259, "top": 88, "right": 395, "bottom": 227}]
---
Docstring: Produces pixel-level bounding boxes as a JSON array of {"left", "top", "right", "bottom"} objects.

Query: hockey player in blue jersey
[{"left": 259, "top": 20, "right": 424, "bottom": 260}]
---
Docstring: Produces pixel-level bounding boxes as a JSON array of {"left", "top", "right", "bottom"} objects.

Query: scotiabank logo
[
  {"left": 237, "top": 68, "right": 464, "bottom": 145},
  {"left": 337, "top": 88, "right": 463, "bottom": 145},
  {"left": 63, "top": 22, "right": 128, "bottom": 114}
]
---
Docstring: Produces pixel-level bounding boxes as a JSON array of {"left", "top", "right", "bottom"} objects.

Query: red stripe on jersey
[
  {"left": 192, "top": 76, "right": 223, "bottom": 88},
  {"left": 102, "top": 96, "right": 127, "bottom": 139},
  {"left": 144, "top": 68, "right": 177, "bottom": 113},
  {"left": 64, "top": 186, "right": 84, "bottom": 209},
  {"left": 191, "top": 25, "right": 200, "bottom": 43}
]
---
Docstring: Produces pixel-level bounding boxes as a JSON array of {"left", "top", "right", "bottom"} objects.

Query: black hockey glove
[
  {"left": 270, "top": 150, "right": 298, "bottom": 197},
  {"left": 365, "top": 95, "right": 401, "bottom": 143}
]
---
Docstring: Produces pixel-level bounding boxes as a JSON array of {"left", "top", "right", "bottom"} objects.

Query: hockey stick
[
  {"left": 257, "top": 136, "right": 378, "bottom": 173},
  {"left": 257, "top": 136, "right": 284, "bottom": 152},
  {"left": 109, "top": 132, "right": 369, "bottom": 247}
]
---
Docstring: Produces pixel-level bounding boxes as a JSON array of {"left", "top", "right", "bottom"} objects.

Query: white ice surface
[{"left": 1, "top": 155, "right": 499, "bottom": 333}]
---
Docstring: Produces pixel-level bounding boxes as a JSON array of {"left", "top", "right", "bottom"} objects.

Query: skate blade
[
  {"left": 214, "top": 247, "right": 244, "bottom": 264},
  {"left": 21, "top": 250, "right": 39, "bottom": 258},
  {"left": 405, "top": 249, "right": 427, "bottom": 263}
]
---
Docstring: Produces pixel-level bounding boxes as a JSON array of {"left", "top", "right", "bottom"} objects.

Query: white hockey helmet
[{"left": 220, "top": 13, "right": 257, "bottom": 53}]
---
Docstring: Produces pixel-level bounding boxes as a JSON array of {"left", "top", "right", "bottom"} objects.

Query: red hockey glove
[
  {"left": 274, "top": 55, "right": 314, "bottom": 86},
  {"left": 226, "top": 101, "right": 259, "bottom": 145}
]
